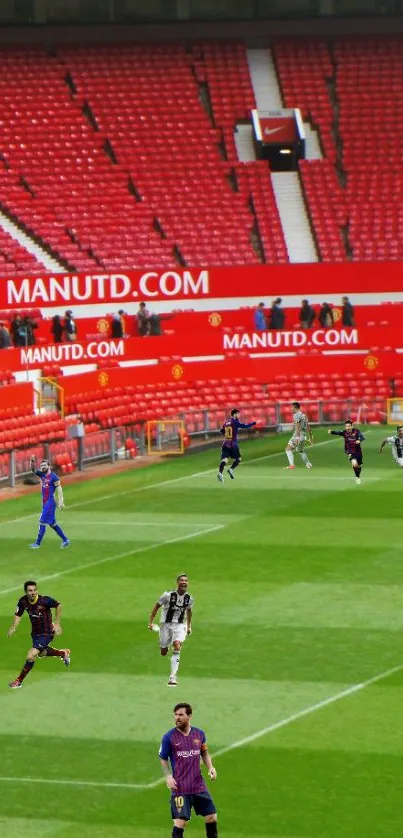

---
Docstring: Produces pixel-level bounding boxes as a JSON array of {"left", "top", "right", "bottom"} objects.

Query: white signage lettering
[{"left": 223, "top": 329, "right": 359, "bottom": 351}]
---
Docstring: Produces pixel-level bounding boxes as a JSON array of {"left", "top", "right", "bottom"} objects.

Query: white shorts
[
  {"left": 288, "top": 433, "right": 307, "bottom": 452},
  {"left": 159, "top": 623, "right": 187, "bottom": 649},
  {"left": 393, "top": 454, "right": 403, "bottom": 467}
]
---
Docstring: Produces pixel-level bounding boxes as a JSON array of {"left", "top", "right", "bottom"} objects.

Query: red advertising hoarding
[
  {"left": 0, "top": 261, "right": 401, "bottom": 310},
  {"left": 0, "top": 325, "right": 400, "bottom": 373}
]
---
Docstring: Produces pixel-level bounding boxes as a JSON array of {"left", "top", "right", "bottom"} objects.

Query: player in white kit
[
  {"left": 148, "top": 574, "right": 194, "bottom": 687},
  {"left": 284, "top": 401, "right": 313, "bottom": 470},
  {"left": 379, "top": 425, "right": 403, "bottom": 468}
]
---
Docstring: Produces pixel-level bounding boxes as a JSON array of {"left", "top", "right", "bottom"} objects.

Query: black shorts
[
  {"left": 31, "top": 633, "right": 54, "bottom": 651},
  {"left": 221, "top": 444, "right": 240, "bottom": 461},
  {"left": 170, "top": 790, "right": 217, "bottom": 821},
  {"left": 348, "top": 451, "right": 362, "bottom": 465}
]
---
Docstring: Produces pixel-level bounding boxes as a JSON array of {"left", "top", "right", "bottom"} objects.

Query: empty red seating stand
[
  {"left": 0, "top": 408, "right": 66, "bottom": 452},
  {"left": 0, "top": 42, "right": 288, "bottom": 273}
]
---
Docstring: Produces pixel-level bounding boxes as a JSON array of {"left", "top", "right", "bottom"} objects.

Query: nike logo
[{"left": 264, "top": 126, "right": 286, "bottom": 136}]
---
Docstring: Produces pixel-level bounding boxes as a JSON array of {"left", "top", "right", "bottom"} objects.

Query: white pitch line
[
  {"left": 54, "top": 521, "right": 221, "bottom": 528},
  {"left": 0, "top": 437, "right": 338, "bottom": 529},
  {"left": 196, "top": 475, "right": 379, "bottom": 482},
  {"left": 0, "top": 524, "right": 224, "bottom": 598},
  {"left": 0, "top": 776, "right": 147, "bottom": 790},
  {"left": 0, "top": 659, "right": 400, "bottom": 793}
]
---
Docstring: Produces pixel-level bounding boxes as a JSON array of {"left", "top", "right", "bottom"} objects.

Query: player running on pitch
[
  {"left": 159, "top": 702, "right": 218, "bottom": 838},
  {"left": 379, "top": 425, "right": 403, "bottom": 469},
  {"left": 217, "top": 408, "right": 256, "bottom": 482},
  {"left": 328, "top": 419, "right": 365, "bottom": 484},
  {"left": 284, "top": 401, "right": 313, "bottom": 470},
  {"left": 29, "top": 455, "right": 70, "bottom": 549},
  {"left": 148, "top": 574, "right": 193, "bottom": 687},
  {"left": 7, "top": 580, "right": 71, "bottom": 689}
]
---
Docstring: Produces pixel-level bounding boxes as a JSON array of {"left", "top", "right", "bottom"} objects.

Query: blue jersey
[
  {"left": 34, "top": 470, "right": 59, "bottom": 506},
  {"left": 220, "top": 417, "right": 256, "bottom": 446},
  {"left": 159, "top": 726, "right": 208, "bottom": 794}
]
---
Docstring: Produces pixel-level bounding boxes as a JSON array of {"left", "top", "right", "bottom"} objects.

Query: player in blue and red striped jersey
[
  {"left": 328, "top": 419, "right": 365, "bottom": 484},
  {"left": 29, "top": 455, "right": 70, "bottom": 549},
  {"left": 7, "top": 580, "right": 71, "bottom": 689},
  {"left": 217, "top": 408, "right": 256, "bottom": 482},
  {"left": 159, "top": 703, "right": 218, "bottom": 838}
]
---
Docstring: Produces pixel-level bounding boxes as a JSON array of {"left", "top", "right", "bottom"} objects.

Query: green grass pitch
[{"left": 0, "top": 426, "right": 402, "bottom": 837}]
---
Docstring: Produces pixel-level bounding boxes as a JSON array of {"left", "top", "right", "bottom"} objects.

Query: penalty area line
[{"left": 0, "top": 659, "right": 400, "bottom": 793}]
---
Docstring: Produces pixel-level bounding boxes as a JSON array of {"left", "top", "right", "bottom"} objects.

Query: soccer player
[
  {"left": 328, "top": 419, "right": 365, "bottom": 484},
  {"left": 29, "top": 455, "right": 70, "bottom": 549},
  {"left": 7, "top": 580, "right": 71, "bottom": 689},
  {"left": 217, "top": 407, "right": 256, "bottom": 482},
  {"left": 284, "top": 401, "right": 313, "bottom": 470},
  {"left": 379, "top": 425, "right": 403, "bottom": 468},
  {"left": 148, "top": 574, "right": 193, "bottom": 687},
  {"left": 159, "top": 702, "right": 218, "bottom": 838}
]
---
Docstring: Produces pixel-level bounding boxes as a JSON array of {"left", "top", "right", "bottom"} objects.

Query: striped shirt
[
  {"left": 159, "top": 727, "right": 208, "bottom": 794},
  {"left": 158, "top": 591, "right": 194, "bottom": 624},
  {"left": 34, "top": 470, "right": 59, "bottom": 505},
  {"left": 386, "top": 436, "right": 403, "bottom": 459},
  {"left": 15, "top": 594, "right": 59, "bottom": 636}
]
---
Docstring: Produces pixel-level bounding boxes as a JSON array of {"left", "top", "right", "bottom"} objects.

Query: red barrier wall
[{"left": 0, "top": 382, "right": 33, "bottom": 412}]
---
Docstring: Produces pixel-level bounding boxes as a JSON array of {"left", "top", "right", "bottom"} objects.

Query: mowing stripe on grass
[
  {"left": 0, "top": 437, "right": 339, "bottom": 529},
  {"left": 0, "top": 524, "right": 224, "bottom": 597},
  {"left": 0, "top": 658, "right": 400, "bottom": 792}
]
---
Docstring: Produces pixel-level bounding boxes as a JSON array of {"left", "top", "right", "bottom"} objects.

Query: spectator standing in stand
[
  {"left": 51, "top": 315, "right": 63, "bottom": 343},
  {"left": 299, "top": 299, "right": 316, "bottom": 329},
  {"left": 318, "top": 302, "right": 334, "bottom": 328},
  {"left": 269, "top": 297, "right": 285, "bottom": 330},
  {"left": 254, "top": 302, "right": 267, "bottom": 331},
  {"left": 0, "top": 322, "right": 11, "bottom": 349},
  {"left": 64, "top": 311, "right": 77, "bottom": 342},
  {"left": 111, "top": 310, "right": 126, "bottom": 339},
  {"left": 137, "top": 301, "right": 150, "bottom": 336},
  {"left": 342, "top": 296, "right": 355, "bottom": 327},
  {"left": 24, "top": 316, "right": 37, "bottom": 346},
  {"left": 11, "top": 314, "right": 26, "bottom": 347}
]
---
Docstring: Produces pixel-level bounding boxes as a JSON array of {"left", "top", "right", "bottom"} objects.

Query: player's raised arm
[
  {"left": 30, "top": 455, "right": 41, "bottom": 476},
  {"left": 148, "top": 601, "right": 161, "bottom": 631},
  {"left": 328, "top": 429, "right": 344, "bottom": 436},
  {"left": 236, "top": 419, "right": 256, "bottom": 430}
]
